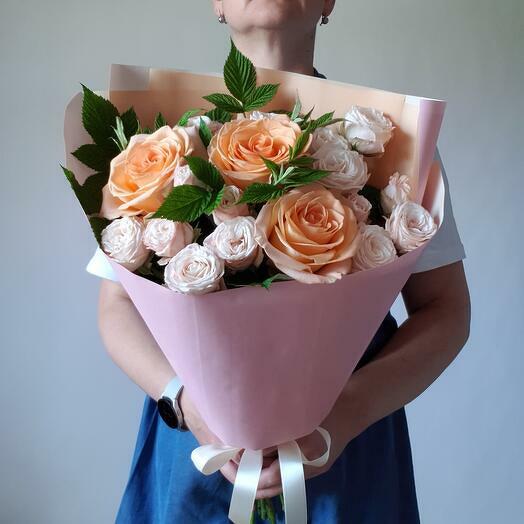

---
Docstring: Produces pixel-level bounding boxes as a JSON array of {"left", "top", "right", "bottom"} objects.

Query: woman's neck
[{"left": 231, "top": 29, "right": 317, "bottom": 77}]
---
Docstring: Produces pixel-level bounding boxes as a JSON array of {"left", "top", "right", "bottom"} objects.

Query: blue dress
[
  {"left": 116, "top": 69, "right": 419, "bottom": 523},
  {"left": 115, "top": 313, "right": 420, "bottom": 524}
]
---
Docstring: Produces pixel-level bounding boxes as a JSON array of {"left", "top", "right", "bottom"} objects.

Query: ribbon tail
[
  {"left": 278, "top": 440, "right": 308, "bottom": 524},
  {"left": 228, "top": 449, "right": 263, "bottom": 524}
]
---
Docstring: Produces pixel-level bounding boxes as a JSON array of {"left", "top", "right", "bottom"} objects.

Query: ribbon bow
[{"left": 191, "top": 427, "right": 331, "bottom": 524}]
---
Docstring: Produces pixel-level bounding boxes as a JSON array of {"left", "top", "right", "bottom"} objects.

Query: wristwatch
[{"left": 157, "top": 376, "right": 188, "bottom": 431}]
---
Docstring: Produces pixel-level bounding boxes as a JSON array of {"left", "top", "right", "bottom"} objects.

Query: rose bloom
[
  {"left": 143, "top": 219, "right": 194, "bottom": 266},
  {"left": 310, "top": 126, "right": 348, "bottom": 154},
  {"left": 340, "top": 105, "right": 394, "bottom": 155},
  {"left": 380, "top": 172, "right": 411, "bottom": 215},
  {"left": 352, "top": 225, "right": 398, "bottom": 272},
  {"left": 212, "top": 185, "right": 250, "bottom": 225},
  {"left": 204, "top": 216, "right": 263, "bottom": 271},
  {"left": 244, "top": 111, "right": 291, "bottom": 122},
  {"left": 386, "top": 201, "right": 438, "bottom": 254},
  {"left": 313, "top": 146, "right": 369, "bottom": 192},
  {"left": 255, "top": 185, "right": 360, "bottom": 284},
  {"left": 345, "top": 192, "right": 372, "bottom": 224},
  {"left": 208, "top": 115, "right": 309, "bottom": 189},
  {"left": 172, "top": 164, "right": 205, "bottom": 188},
  {"left": 101, "top": 126, "right": 193, "bottom": 219},
  {"left": 164, "top": 243, "right": 224, "bottom": 295},
  {"left": 101, "top": 216, "right": 151, "bottom": 271}
]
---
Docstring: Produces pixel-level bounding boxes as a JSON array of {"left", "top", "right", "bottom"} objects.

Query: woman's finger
[
  {"left": 220, "top": 460, "right": 238, "bottom": 485},
  {"left": 255, "top": 484, "right": 283, "bottom": 500},
  {"left": 257, "top": 458, "right": 281, "bottom": 491}
]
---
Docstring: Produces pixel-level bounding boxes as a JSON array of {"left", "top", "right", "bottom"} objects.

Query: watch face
[{"left": 157, "top": 397, "right": 179, "bottom": 429}]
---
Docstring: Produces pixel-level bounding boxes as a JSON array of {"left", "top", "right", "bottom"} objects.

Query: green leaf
[
  {"left": 299, "top": 106, "right": 315, "bottom": 129},
  {"left": 289, "top": 129, "right": 311, "bottom": 161},
  {"left": 72, "top": 143, "right": 110, "bottom": 172},
  {"left": 61, "top": 166, "right": 107, "bottom": 215},
  {"left": 282, "top": 169, "right": 330, "bottom": 189},
  {"left": 120, "top": 107, "right": 140, "bottom": 138},
  {"left": 290, "top": 92, "right": 302, "bottom": 121},
  {"left": 238, "top": 183, "right": 284, "bottom": 204},
  {"left": 81, "top": 172, "right": 108, "bottom": 214},
  {"left": 260, "top": 156, "right": 281, "bottom": 177},
  {"left": 111, "top": 116, "right": 128, "bottom": 151},
  {"left": 261, "top": 273, "right": 291, "bottom": 290},
  {"left": 184, "top": 156, "right": 224, "bottom": 190},
  {"left": 154, "top": 112, "right": 168, "bottom": 130},
  {"left": 244, "top": 84, "right": 279, "bottom": 111},
  {"left": 198, "top": 117, "right": 213, "bottom": 148},
  {"left": 203, "top": 93, "right": 244, "bottom": 113},
  {"left": 80, "top": 84, "right": 120, "bottom": 155},
  {"left": 223, "top": 38, "right": 257, "bottom": 103},
  {"left": 204, "top": 186, "right": 226, "bottom": 214},
  {"left": 205, "top": 107, "right": 232, "bottom": 123},
  {"left": 288, "top": 156, "right": 315, "bottom": 167},
  {"left": 308, "top": 111, "right": 335, "bottom": 130},
  {"left": 152, "top": 185, "right": 212, "bottom": 222},
  {"left": 177, "top": 109, "right": 201, "bottom": 126},
  {"left": 89, "top": 217, "right": 111, "bottom": 245}
]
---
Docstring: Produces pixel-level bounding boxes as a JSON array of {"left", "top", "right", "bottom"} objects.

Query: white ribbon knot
[{"left": 191, "top": 427, "right": 331, "bottom": 524}]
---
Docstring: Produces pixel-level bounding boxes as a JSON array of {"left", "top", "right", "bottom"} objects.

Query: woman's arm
[
  {"left": 98, "top": 279, "right": 175, "bottom": 401},
  {"left": 256, "top": 261, "right": 471, "bottom": 498},
  {"left": 97, "top": 279, "right": 241, "bottom": 482}
]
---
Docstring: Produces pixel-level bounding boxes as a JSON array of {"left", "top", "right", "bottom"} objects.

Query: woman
[{"left": 91, "top": 1, "right": 471, "bottom": 522}]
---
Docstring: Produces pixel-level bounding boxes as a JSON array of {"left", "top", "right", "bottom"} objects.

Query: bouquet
[{"left": 63, "top": 41, "right": 446, "bottom": 524}]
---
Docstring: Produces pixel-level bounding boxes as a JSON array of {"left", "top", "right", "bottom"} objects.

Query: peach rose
[
  {"left": 208, "top": 116, "right": 309, "bottom": 189},
  {"left": 101, "top": 126, "right": 193, "bottom": 219},
  {"left": 255, "top": 185, "right": 360, "bottom": 284}
]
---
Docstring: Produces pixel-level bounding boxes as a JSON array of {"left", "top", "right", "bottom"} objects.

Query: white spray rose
[
  {"left": 346, "top": 192, "right": 372, "bottom": 224},
  {"left": 245, "top": 111, "right": 287, "bottom": 121},
  {"left": 185, "top": 115, "right": 223, "bottom": 135},
  {"left": 313, "top": 146, "right": 369, "bottom": 192},
  {"left": 101, "top": 217, "right": 151, "bottom": 271},
  {"left": 212, "top": 185, "right": 250, "bottom": 225},
  {"left": 172, "top": 164, "right": 205, "bottom": 188},
  {"left": 380, "top": 172, "right": 411, "bottom": 215},
  {"left": 143, "top": 219, "right": 194, "bottom": 266},
  {"left": 310, "top": 126, "right": 348, "bottom": 154},
  {"left": 352, "top": 225, "right": 398, "bottom": 272},
  {"left": 164, "top": 243, "right": 224, "bottom": 295},
  {"left": 386, "top": 202, "right": 438, "bottom": 254},
  {"left": 204, "top": 216, "right": 263, "bottom": 271},
  {"left": 341, "top": 105, "right": 394, "bottom": 155}
]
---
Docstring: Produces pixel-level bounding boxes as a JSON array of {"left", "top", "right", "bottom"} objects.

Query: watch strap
[{"left": 159, "top": 376, "right": 188, "bottom": 431}]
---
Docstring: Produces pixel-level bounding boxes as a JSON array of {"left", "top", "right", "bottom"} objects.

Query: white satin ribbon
[{"left": 191, "top": 427, "right": 331, "bottom": 524}]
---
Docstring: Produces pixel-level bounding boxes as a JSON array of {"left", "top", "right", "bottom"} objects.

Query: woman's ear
[{"left": 323, "top": 0, "right": 336, "bottom": 17}]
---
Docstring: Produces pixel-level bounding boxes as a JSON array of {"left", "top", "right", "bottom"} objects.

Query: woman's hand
[{"left": 254, "top": 393, "right": 363, "bottom": 499}]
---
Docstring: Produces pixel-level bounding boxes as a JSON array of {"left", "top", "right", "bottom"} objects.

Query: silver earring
[
  {"left": 218, "top": 13, "right": 227, "bottom": 24},
  {"left": 320, "top": 15, "right": 329, "bottom": 26}
]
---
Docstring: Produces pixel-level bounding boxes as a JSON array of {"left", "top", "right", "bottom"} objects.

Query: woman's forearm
[
  {"left": 335, "top": 262, "right": 471, "bottom": 441},
  {"left": 97, "top": 279, "right": 175, "bottom": 400}
]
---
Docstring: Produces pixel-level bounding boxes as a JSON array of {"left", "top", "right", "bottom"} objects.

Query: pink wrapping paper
[{"left": 64, "top": 64, "right": 446, "bottom": 450}]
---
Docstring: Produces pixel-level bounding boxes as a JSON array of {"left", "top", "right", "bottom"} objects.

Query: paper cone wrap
[{"left": 64, "top": 64, "right": 446, "bottom": 450}]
